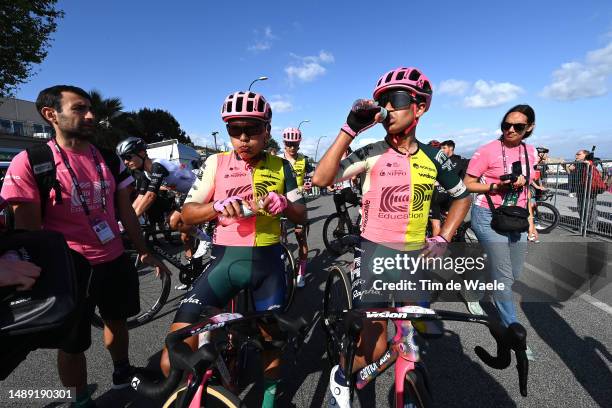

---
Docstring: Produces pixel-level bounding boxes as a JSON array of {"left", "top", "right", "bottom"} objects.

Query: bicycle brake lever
[{"left": 474, "top": 321, "right": 511, "bottom": 369}]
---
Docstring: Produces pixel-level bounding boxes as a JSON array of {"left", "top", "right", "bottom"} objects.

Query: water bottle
[
  {"left": 351, "top": 99, "right": 388, "bottom": 122},
  {"left": 218, "top": 201, "right": 256, "bottom": 226}
]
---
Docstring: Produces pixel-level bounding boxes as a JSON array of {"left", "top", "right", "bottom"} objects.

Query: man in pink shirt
[{"left": 1, "top": 85, "right": 168, "bottom": 407}]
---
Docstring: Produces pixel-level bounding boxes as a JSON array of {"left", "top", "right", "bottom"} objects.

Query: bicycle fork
[
  {"left": 393, "top": 320, "right": 420, "bottom": 408},
  {"left": 351, "top": 320, "right": 420, "bottom": 406}
]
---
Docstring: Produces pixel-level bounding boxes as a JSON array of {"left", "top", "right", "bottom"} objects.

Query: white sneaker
[
  {"left": 466, "top": 301, "right": 486, "bottom": 316},
  {"left": 526, "top": 345, "right": 535, "bottom": 361},
  {"left": 296, "top": 274, "right": 306, "bottom": 288},
  {"left": 328, "top": 365, "right": 350, "bottom": 408},
  {"left": 193, "top": 240, "right": 211, "bottom": 259}
]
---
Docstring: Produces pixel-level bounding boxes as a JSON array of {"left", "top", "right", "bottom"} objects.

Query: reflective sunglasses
[
  {"left": 501, "top": 122, "right": 529, "bottom": 132},
  {"left": 375, "top": 90, "right": 416, "bottom": 110},
  {"left": 284, "top": 142, "right": 299, "bottom": 148},
  {"left": 226, "top": 123, "right": 265, "bottom": 137}
]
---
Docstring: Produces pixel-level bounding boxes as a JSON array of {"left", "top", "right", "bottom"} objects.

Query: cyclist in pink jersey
[
  {"left": 314, "top": 67, "right": 471, "bottom": 408},
  {"left": 160, "top": 91, "right": 306, "bottom": 408}
]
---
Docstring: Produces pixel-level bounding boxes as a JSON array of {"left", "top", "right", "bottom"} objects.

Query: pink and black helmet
[
  {"left": 282, "top": 127, "right": 302, "bottom": 143},
  {"left": 221, "top": 91, "right": 272, "bottom": 122},
  {"left": 373, "top": 67, "right": 433, "bottom": 111}
]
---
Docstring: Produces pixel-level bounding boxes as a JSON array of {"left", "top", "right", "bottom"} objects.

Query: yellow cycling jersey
[{"left": 185, "top": 151, "right": 303, "bottom": 246}]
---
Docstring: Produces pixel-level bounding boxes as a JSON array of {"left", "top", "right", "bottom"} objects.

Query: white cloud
[
  {"left": 248, "top": 42, "right": 271, "bottom": 52},
  {"left": 285, "top": 50, "right": 334, "bottom": 83},
  {"left": 541, "top": 41, "right": 612, "bottom": 100},
  {"left": 463, "top": 80, "right": 524, "bottom": 108},
  {"left": 247, "top": 26, "right": 278, "bottom": 53},
  {"left": 264, "top": 26, "right": 277, "bottom": 40},
  {"left": 270, "top": 100, "right": 293, "bottom": 113},
  {"left": 268, "top": 95, "right": 293, "bottom": 113},
  {"left": 438, "top": 79, "right": 470, "bottom": 96}
]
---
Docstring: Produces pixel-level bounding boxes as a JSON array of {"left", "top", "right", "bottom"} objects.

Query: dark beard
[{"left": 63, "top": 128, "right": 92, "bottom": 141}]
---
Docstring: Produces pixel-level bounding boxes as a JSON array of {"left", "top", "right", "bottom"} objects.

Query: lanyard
[{"left": 53, "top": 141, "right": 107, "bottom": 215}]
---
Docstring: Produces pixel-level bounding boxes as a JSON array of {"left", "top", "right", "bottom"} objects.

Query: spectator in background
[
  {"left": 463, "top": 104, "right": 538, "bottom": 360},
  {"left": 565, "top": 150, "right": 587, "bottom": 199},
  {"left": 566, "top": 150, "right": 592, "bottom": 228},
  {"left": 440, "top": 140, "right": 468, "bottom": 179}
]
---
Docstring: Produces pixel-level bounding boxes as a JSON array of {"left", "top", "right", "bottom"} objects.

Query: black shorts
[
  {"left": 333, "top": 187, "right": 359, "bottom": 213},
  {"left": 59, "top": 251, "right": 140, "bottom": 354},
  {"left": 430, "top": 190, "right": 451, "bottom": 221}
]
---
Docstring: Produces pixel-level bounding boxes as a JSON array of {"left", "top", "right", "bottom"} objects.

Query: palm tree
[
  {"left": 89, "top": 89, "right": 123, "bottom": 128},
  {"left": 88, "top": 89, "right": 125, "bottom": 149}
]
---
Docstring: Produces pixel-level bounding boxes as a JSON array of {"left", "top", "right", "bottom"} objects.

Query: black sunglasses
[
  {"left": 501, "top": 122, "right": 529, "bottom": 133},
  {"left": 226, "top": 123, "right": 265, "bottom": 137},
  {"left": 285, "top": 142, "right": 299, "bottom": 148},
  {"left": 375, "top": 90, "right": 416, "bottom": 110},
  {"left": 120, "top": 154, "right": 134, "bottom": 161}
]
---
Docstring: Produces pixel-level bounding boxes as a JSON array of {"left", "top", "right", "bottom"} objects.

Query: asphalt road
[{"left": 2, "top": 194, "right": 611, "bottom": 407}]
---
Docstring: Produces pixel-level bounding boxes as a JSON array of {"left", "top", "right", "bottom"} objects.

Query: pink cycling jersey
[
  {"left": 185, "top": 151, "right": 303, "bottom": 246},
  {"left": 334, "top": 139, "right": 468, "bottom": 247}
]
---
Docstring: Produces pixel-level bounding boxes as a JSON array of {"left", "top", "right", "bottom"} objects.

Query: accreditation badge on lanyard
[
  {"left": 53, "top": 141, "right": 116, "bottom": 245},
  {"left": 90, "top": 217, "right": 115, "bottom": 244}
]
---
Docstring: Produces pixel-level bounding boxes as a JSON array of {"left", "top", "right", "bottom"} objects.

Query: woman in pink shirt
[{"left": 464, "top": 104, "right": 537, "bottom": 359}]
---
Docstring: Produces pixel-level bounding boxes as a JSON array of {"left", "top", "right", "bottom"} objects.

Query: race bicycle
[
  {"left": 323, "top": 266, "right": 529, "bottom": 407},
  {"left": 130, "top": 309, "right": 308, "bottom": 407},
  {"left": 322, "top": 200, "right": 362, "bottom": 256},
  {"left": 92, "top": 222, "right": 211, "bottom": 329}
]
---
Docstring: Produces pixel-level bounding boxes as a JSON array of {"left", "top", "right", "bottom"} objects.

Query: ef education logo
[{"left": 380, "top": 185, "right": 410, "bottom": 213}]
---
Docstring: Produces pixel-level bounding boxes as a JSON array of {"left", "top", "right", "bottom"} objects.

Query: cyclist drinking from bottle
[
  {"left": 281, "top": 127, "right": 313, "bottom": 287},
  {"left": 160, "top": 91, "right": 306, "bottom": 408},
  {"left": 313, "top": 67, "right": 471, "bottom": 408}
]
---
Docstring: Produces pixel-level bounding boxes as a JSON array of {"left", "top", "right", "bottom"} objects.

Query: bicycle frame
[
  {"left": 353, "top": 318, "right": 421, "bottom": 407},
  {"left": 143, "top": 310, "right": 304, "bottom": 408},
  {"left": 330, "top": 306, "right": 527, "bottom": 407}
]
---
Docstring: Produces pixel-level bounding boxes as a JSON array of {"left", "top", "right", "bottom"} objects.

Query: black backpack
[
  {"left": 26, "top": 143, "right": 122, "bottom": 216},
  {"left": 0, "top": 230, "right": 80, "bottom": 380}
]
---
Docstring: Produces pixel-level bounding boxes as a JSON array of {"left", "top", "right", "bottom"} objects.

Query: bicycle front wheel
[
  {"left": 323, "top": 266, "right": 352, "bottom": 367},
  {"left": 323, "top": 213, "right": 349, "bottom": 255},
  {"left": 534, "top": 202, "right": 560, "bottom": 234},
  {"left": 163, "top": 383, "right": 244, "bottom": 408},
  {"left": 455, "top": 221, "right": 479, "bottom": 243},
  {"left": 281, "top": 244, "right": 296, "bottom": 312},
  {"left": 92, "top": 250, "right": 170, "bottom": 329},
  {"left": 398, "top": 366, "right": 432, "bottom": 408}
]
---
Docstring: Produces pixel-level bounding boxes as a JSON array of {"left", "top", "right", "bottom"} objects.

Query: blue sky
[{"left": 14, "top": 0, "right": 612, "bottom": 160}]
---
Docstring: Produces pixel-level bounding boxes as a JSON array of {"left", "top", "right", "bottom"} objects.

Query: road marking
[{"left": 524, "top": 262, "right": 612, "bottom": 316}]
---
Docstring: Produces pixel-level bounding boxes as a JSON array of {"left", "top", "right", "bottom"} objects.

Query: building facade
[{"left": 0, "top": 97, "right": 51, "bottom": 161}]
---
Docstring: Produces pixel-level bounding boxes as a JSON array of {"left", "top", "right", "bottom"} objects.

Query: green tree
[
  {"left": 106, "top": 108, "right": 192, "bottom": 145},
  {"left": 266, "top": 138, "right": 280, "bottom": 151},
  {"left": 0, "top": 1, "right": 64, "bottom": 98},
  {"left": 89, "top": 89, "right": 123, "bottom": 126},
  {"left": 88, "top": 89, "right": 126, "bottom": 150}
]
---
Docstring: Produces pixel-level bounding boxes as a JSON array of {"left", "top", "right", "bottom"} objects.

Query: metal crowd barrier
[{"left": 536, "top": 160, "right": 612, "bottom": 238}]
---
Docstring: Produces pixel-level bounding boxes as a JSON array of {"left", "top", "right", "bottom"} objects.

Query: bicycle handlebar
[
  {"left": 130, "top": 311, "right": 308, "bottom": 401},
  {"left": 343, "top": 307, "right": 528, "bottom": 397}
]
